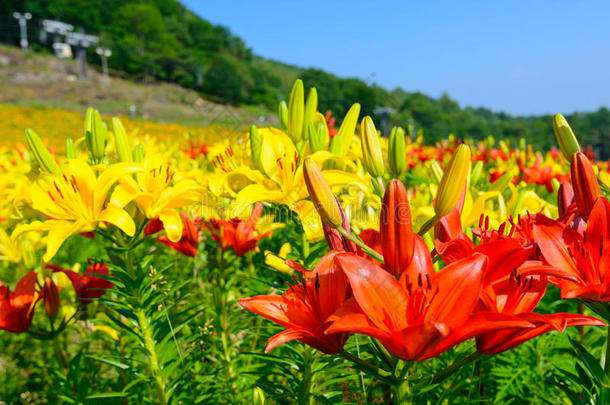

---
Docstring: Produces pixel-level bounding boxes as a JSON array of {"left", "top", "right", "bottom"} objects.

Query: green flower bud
[
  {"left": 329, "top": 103, "right": 360, "bottom": 157},
  {"left": 84, "top": 107, "right": 108, "bottom": 163},
  {"left": 360, "top": 116, "right": 384, "bottom": 178},
  {"left": 388, "top": 126, "right": 406, "bottom": 177},
  {"left": 429, "top": 160, "right": 443, "bottom": 184},
  {"left": 287, "top": 80, "right": 304, "bottom": 142},
  {"left": 133, "top": 143, "right": 145, "bottom": 163},
  {"left": 112, "top": 117, "right": 132, "bottom": 162},
  {"left": 307, "top": 122, "right": 325, "bottom": 152},
  {"left": 25, "top": 128, "right": 62, "bottom": 176},
  {"left": 65, "top": 137, "right": 76, "bottom": 159},
  {"left": 470, "top": 160, "right": 483, "bottom": 185},
  {"left": 278, "top": 101, "right": 288, "bottom": 131},
  {"left": 488, "top": 168, "right": 517, "bottom": 192},
  {"left": 303, "top": 87, "right": 318, "bottom": 135},
  {"left": 552, "top": 113, "right": 580, "bottom": 161},
  {"left": 249, "top": 125, "right": 264, "bottom": 171}
]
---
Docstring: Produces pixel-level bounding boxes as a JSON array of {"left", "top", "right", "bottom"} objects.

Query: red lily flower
[
  {"left": 0, "top": 271, "right": 38, "bottom": 333},
  {"left": 146, "top": 213, "right": 201, "bottom": 257},
  {"left": 571, "top": 152, "right": 601, "bottom": 221},
  {"left": 239, "top": 251, "right": 349, "bottom": 353},
  {"left": 327, "top": 253, "right": 531, "bottom": 361},
  {"left": 475, "top": 272, "right": 605, "bottom": 354},
  {"left": 533, "top": 197, "right": 610, "bottom": 301},
  {"left": 48, "top": 261, "right": 114, "bottom": 304},
  {"left": 205, "top": 203, "right": 272, "bottom": 256}
]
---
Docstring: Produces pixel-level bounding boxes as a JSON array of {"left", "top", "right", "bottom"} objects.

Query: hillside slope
[{"left": 0, "top": 44, "right": 274, "bottom": 128}]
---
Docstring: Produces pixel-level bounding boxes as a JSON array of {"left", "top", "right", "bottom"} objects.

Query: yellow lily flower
[
  {"left": 111, "top": 154, "right": 202, "bottom": 242},
  {"left": 227, "top": 128, "right": 367, "bottom": 241},
  {"left": 12, "top": 159, "right": 141, "bottom": 261}
]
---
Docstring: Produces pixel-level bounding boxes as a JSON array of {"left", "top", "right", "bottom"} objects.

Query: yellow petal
[
  {"left": 231, "top": 184, "right": 284, "bottom": 217},
  {"left": 94, "top": 163, "right": 143, "bottom": 213},
  {"left": 99, "top": 206, "right": 136, "bottom": 236},
  {"left": 159, "top": 210, "right": 183, "bottom": 242},
  {"left": 44, "top": 220, "right": 88, "bottom": 262}
]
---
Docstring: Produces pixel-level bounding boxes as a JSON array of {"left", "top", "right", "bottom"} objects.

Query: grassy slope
[{"left": 0, "top": 44, "right": 277, "bottom": 129}]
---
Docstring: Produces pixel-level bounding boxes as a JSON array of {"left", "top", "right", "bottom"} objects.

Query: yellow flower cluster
[{"left": 0, "top": 80, "right": 608, "bottom": 269}]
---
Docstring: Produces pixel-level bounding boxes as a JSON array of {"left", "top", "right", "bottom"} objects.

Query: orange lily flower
[
  {"left": 204, "top": 203, "right": 272, "bottom": 256},
  {"left": 239, "top": 251, "right": 349, "bottom": 353},
  {"left": 533, "top": 197, "right": 610, "bottom": 301},
  {"left": 327, "top": 253, "right": 531, "bottom": 361},
  {"left": 0, "top": 271, "right": 39, "bottom": 333}
]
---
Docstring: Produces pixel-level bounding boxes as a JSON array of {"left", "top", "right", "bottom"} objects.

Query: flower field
[{"left": 2, "top": 80, "right": 610, "bottom": 404}]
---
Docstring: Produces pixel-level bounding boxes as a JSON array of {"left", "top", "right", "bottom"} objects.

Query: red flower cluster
[
  {"left": 240, "top": 179, "right": 604, "bottom": 359},
  {"left": 182, "top": 140, "right": 209, "bottom": 159},
  {"left": 47, "top": 260, "right": 114, "bottom": 305},
  {"left": 204, "top": 203, "right": 272, "bottom": 256}
]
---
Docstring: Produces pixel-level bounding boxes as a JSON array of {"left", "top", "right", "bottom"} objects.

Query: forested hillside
[{"left": 2, "top": 0, "right": 609, "bottom": 157}]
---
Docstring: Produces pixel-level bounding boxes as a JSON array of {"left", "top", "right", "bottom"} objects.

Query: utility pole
[
  {"left": 12, "top": 12, "right": 32, "bottom": 51},
  {"left": 66, "top": 32, "right": 99, "bottom": 79},
  {"left": 96, "top": 47, "right": 112, "bottom": 85}
]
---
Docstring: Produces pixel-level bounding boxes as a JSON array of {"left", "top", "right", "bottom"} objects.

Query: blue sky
[{"left": 185, "top": 1, "right": 610, "bottom": 116}]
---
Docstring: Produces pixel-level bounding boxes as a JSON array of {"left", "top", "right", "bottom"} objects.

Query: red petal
[
  {"left": 335, "top": 253, "right": 408, "bottom": 332},
  {"left": 265, "top": 328, "right": 312, "bottom": 352},
  {"left": 239, "top": 296, "right": 292, "bottom": 329},
  {"left": 533, "top": 218, "right": 581, "bottom": 280},
  {"left": 399, "top": 235, "right": 434, "bottom": 290},
  {"left": 425, "top": 253, "right": 487, "bottom": 328}
]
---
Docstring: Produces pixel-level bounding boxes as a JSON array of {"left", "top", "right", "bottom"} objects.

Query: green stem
[
  {"left": 298, "top": 347, "right": 315, "bottom": 405},
  {"left": 337, "top": 227, "right": 384, "bottom": 263},
  {"left": 137, "top": 308, "right": 168, "bottom": 405},
  {"left": 53, "top": 336, "right": 68, "bottom": 373},
  {"left": 340, "top": 350, "right": 394, "bottom": 385},
  {"left": 605, "top": 325, "right": 610, "bottom": 378},
  {"left": 301, "top": 232, "right": 310, "bottom": 259},
  {"left": 418, "top": 215, "right": 438, "bottom": 236},
  {"left": 425, "top": 352, "right": 483, "bottom": 386}
]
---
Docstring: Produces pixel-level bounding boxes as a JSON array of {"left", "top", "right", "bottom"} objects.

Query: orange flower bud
[
  {"left": 381, "top": 179, "right": 414, "bottom": 277},
  {"left": 434, "top": 144, "right": 471, "bottom": 218},
  {"left": 303, "top": 158, "right": 343, "bottom": 228},
  {"left": 570, "top": 152, "right": 600, "bottom": 221},
  {"left": 557, "top": 181, "right": 574, "bottom": 218},
  {"left": 43, "top": 277, "right": 59, "bottom": 320}
]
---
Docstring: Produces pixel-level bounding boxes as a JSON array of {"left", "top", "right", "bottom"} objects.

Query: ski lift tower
[
  {"left": 12, "top": 12, "right": 32, "bottom": 51},
  {"left": 66, "top": 31, "right": 98, "bottom": 79}
]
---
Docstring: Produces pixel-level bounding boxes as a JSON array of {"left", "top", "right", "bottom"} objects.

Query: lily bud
[
  {"left": 570, "top": 152, "right": 600, "bottom": 221},
  {"left": 360, "top": 116, "right": 384, "bottom": 178},
  {"left": 329, "top": 103, "right": 361, "bottom": 157},
  {"left": 287, "top": 80, "right": 304, "bottom": 142},
  {"left": 557, "top": 182, "right": 574, "bottom": 217},
  {"left": 303, "top": 87, "right": 318, "bottom": 134},
  {"left": 519, "top": 138, "right": 526, "bottom": 151},
  {"left": 84, "top": 107, "right": 108, "bottom": 163},
  {"left": 133, "top": 143, "right": 145, "bottom": 162},
  {"left": 434, "top": 144, "right": 471, "bottom": 218},
  {"left": 253, "top": 387, "right": 266, "bottom": 405},
  {"left": 112, "top": 117, "right": 132, "bottom": 162},
  {"left": 307, "top": 122, "right": 326, "bottom": 153},
  {"left": 249, "top": 125, "right": 264, "bottom": 171},
  {"left": 498, "top": 140, "right": 510, "bottom": 156},
  {"left": 43, "top": 277, "right": 59, "bottom": 320},
  {"left": 278, "top": 101, "right": 288, "bottom": 131},
  {"left": 470, "top": 161, "right": 483, "bottom": 185},
  {"left": 429, "top": 161, "right": 443, "bottom": 184},
  {"left": 65, "top": 137, "right": 76, "bottom": 159},
  {"left": 322, "top": 197, "right": 357, "bottom": 253},
  {"left": 488, "top": 168, "right": 517, "bottom": 192},
  {"left": 388, "top": 126, "right": 406, "bottom": 177},
  {"left": 25, "top": 128, "right": 63, "bottom": 176},
  {"left": 303, "top": 158, "right": 343, "bottom": 228},
  {"left": 381, "top": 179, "right": 414, "bottom": 277},
  {"left": 553, "top": 113, "right": 581, "bottom": 161}
]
